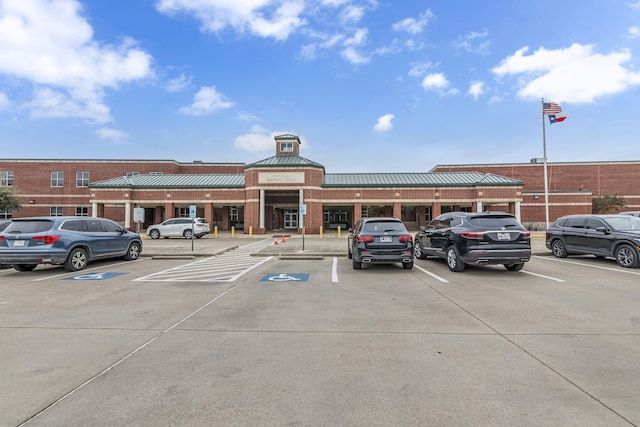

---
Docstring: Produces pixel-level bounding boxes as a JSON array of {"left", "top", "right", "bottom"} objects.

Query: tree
[
  {"left": 592, "top": 193, "right": 626, "bottom": 214},
  {"left": 0, "top": 188, "right": 21, "bottom": 212}
]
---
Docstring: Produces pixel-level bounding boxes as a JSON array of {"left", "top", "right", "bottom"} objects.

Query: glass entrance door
[{"left": 284, "top": 209, "right": 298, "bottom": 229}]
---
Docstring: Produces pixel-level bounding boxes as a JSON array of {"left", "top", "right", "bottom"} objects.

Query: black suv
[
  {"left": 414, "top": 212, "right": 531, "bottom": 272},
  {"left": 347, "top": 217, "right": 414, "bottom": 270},
  {"left": 546, "top": 214, "right": 640, "bottom": 268}
]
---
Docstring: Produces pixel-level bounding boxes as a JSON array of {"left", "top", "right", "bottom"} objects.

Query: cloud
[
  {"left": 392, "top": 8, "right": 433, "bottom": 34},
  {"left": 373, "top": 114, "right": 394, "bottom": 132},
  {"left": 468, "top": 81, "right": 485, "bottom": 100},
  {"left": 180, "top": 86, "right": 235, "bottom": 116},
  {"left": 96, "top": 127, "right": 129, "bottom": 141},
  {"left": 421, "top": 73, "right": 458, "bottom": 95},
  {"left": 455, "top": 28, "right": 490, "bottom": 54},
  {"left": 626, "top": 26, "right": 640, "bottom": 39},
  {"left": 0, "top": 92, "right": 8, "bottom": 110},
  {"left": 166, "top": 73, "right": 192, "bottom": 92},
  {"left": 341, "top": 27, "right": 369, "bottom": 64},
  {"left": 492, "top": 43, "right": 640, "bottom": 103},
  {"left": 234, "top": 125, "right": 287, "bottom": 152},
  {"left": 155, "top": 0, "right": 306, "bottom": 42},
  {"left": 340, "top": 5, "right": 365, "bottom": 23},
  {"left": 0, "top": 0, "right": 154, "bottom": 123},
  {"left": 408, "top": 61, "right": 436, "bottom": 78},
  {"left": 629, "top": 1, "right": 640, "bottom": 9}
]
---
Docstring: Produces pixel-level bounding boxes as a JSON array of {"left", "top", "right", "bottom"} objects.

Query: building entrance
[{"left": 284, "top": 209, "right": 298, "bottom": 229}]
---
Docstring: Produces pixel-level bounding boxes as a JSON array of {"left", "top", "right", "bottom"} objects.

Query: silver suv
[{"left": 146, "top": 217, "right": 210, "bottom": 239}]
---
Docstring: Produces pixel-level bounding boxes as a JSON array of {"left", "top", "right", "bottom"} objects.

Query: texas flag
[{"left": 548, "top": 113, "right": 567, "bottom": 124}]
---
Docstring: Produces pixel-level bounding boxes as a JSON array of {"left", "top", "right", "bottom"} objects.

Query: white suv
[{"left": 146, "top": 218, "right": 210, "bottom": 239}]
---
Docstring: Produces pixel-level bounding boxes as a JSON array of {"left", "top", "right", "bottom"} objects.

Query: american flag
[{"left": 543, "top": 102, "right": 562, "bottom": 115}]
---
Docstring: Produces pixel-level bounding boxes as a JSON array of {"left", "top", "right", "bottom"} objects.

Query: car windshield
[
  {"left": 468, "top": 216, "right": 522, "bottom": 229},
  {"left": 4, "top": 220, "right": 55, "bottom": 234},
  {"left": 605, "top": 216, "right": 640, "bottom": 231},
  {"left": 362, "top": 221, "right": 406, "bottom": 233}
]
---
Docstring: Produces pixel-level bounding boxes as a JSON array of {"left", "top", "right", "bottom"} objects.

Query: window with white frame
[
  {"left": 50, "top": 206, "right": 63, "bottom": 216},
  {"left": 75, "top": 206, "right": 89, "bottom": 216},
  {"left": 178, "top": 207, "right": 189, "bottom": 218},
  {"left": 229, "top": 207, "right": 238, "bottom": 222},
  {"left": 324, "top": 209, "right": 330, "bottom": 222},
  {"left": 126, "top": 172, "right": 140, "bottom": 178},
  {"left": 76, "top": 171, "right": 89, "bottom": 187},
  {"left": 1, "top": 171, "right": 13, "bottom": 186},
  {"left": 0, "top": 209, "right": 12, "bottom": 219},
  {"left": 51, "top": 171, "right": 64, "bottom": 187},
  {"left": 280, "top": 142, "right": 293, "bottom": 152}
]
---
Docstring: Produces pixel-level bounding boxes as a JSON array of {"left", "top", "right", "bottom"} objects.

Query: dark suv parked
[
  {"left": 546, "top": 214, "right": 640, "bottom": 268},
  {"left": 347, "top": 217, "right": 414, "bottom": 270},
  {"left": 414, "top": 211, "right": 531, "bottom": 272}
]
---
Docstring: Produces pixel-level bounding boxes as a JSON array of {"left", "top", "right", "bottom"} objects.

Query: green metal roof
[
  {"left": 89, "top": 174, "right": 245, "bottom": 189},
  {"left": 245, "top": 155, "right": 324, "bottom": 169},
  {"left": 322, "top": 172, "right": 522, "bottom": 187}
]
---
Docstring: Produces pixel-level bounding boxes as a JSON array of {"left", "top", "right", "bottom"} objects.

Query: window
[
  {"left": 51, "top": 172, "right": 64, "bottom": 187},
  {"left": 126, "top": 172, "right": 140, "bottom": 178},
  {"left": 0, "top": 209, "right": 12, "bottom": 219},
  {"left": 76, "top": 171, "right": 89, "bottom": 187},
  {"left": 50, "top": 206, "right": 63, "bottom": 216},
  {"left": 230, "top": 207, "right": 238, "bottom": 222},
  {"left": 280, "top": 142, "right": 293, "bottom": 152},
  {"left": 101, "top": 219, "right": 122, "bottom": 233},
  {"left": 178, "top": 207, "right": 189, "bottom": 218},
  {"left": 149, "top": 172, "right": 163, "bottom": 175},
  {"left": 361, "top": 207, "right": 368, "bottom": 218},
  {"left": 1, "top": 171, "right": 13, "bottom": 186},
  {"left": 86, "top": 219, "right": 104, "bottom": 232},
  {"left": 76, "top": 206, "right": 89, "bottom": 216}
]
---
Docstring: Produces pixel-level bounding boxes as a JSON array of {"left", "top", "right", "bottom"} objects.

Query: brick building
[{"left": 1, "top": 134, "right": 528, "bottom": 233}]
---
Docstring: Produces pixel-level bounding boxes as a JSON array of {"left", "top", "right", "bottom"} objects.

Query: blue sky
[{"left": 2, "top": 0, "right": 640, "bottom": 173}]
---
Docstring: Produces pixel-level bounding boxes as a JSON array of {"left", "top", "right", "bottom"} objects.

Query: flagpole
[{"left": 541, "top": 98, "right": 550, "bottom": 229}]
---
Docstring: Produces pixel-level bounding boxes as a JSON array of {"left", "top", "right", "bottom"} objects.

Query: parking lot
[{"left": 1, "top": 236, "right": 639, "bottom": 426}]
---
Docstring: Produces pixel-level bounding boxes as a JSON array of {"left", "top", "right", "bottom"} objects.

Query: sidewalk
[{"left": 139, "top": 231, "right": 549, "bottom": 258}]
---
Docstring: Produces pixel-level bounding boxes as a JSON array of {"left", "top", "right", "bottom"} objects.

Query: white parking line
[
  {"left": 332, "top": 257, "right": 338, "bottom": 283},
  {"left": 535, "top": 255, "right": 640, "bottom": 276},
  {"left": 414, "top": 264, "right": 449, "bottom": 283},
  {"left": 520, "top": 270, "right": 566, "bottom": 282}
]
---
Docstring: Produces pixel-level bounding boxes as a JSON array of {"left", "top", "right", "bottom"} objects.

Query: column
[
  {"left": 125, "top": 202, "right": 131, "bottom": 229},
  {"left": 393, "top": 202, "right": 401, "bottom": 218},
  {"left": 514, "top": 201, "right": 521, "bottom": 221},
  {"left": 476, "top": 201, "right": 483, "bottom": 212},
  {"left": 259, "top": 189, "right": 265, "bottom": 229},
  {"left": 91, "top": 202, "right": 98, "bottom": 217}
]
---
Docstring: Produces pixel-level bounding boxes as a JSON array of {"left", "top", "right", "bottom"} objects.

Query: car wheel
[
  {"left": 551, "top": 239, "right": 568, "bottom": 258},
  {"left": 446, "top": 246, "right": 465, "bottom": 272},
  {"left": 124, "top": 241, "right": 141, "bottom": 261},
  {"left": 13, "top": 264, "right": 37, "bottom": 272},
  {"left": 615, "top": 244, "right": 639, "bottom": 268},
  {"left": 352, "top": 258, "right": 362, "bottom": 270},
  {"left": 149, "top": 229, "right": 160, "bottom": 239},
  {"left": 0, "top": 263, "right": 12, "bottom": 269},
  {"left": 183, "top": 229, "right": 193, "bottom": 239},
  {"left": 64, "top": 248, "right": 88, "bottom": 272},
  {"left": 403, "top": 261, "right": 414, "bottom": 270},
  {"left": 414, "top": 240, "right": 427, "bottom": 260},
  {"left": 504, "top": 263, "right": 524, "bottom": 271}
]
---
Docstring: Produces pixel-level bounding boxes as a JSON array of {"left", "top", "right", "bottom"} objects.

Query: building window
[
  {"left": 126, "top": 172, "right": 140, "bottom": 178},
  {"left": 76, "top": 171, "right": 89, "bottom": 187},
  {"left": 50, "top": 207, "right": 63, "bottom": 216},
  {"left": 460, "top": 206, "right": 472, "bottom": 213},
  {"left": 76, "top": 206, "right": 89, "bottom": 216},
  {"left": 229, "top": 207, "right": 238, "bottom": 222},
  {"left": 177, "top": 207, "right": 190, "bottom": 218},
  {"left": 149, "top": 172, "right": 163, "bottom": 175},
  {"left": 1, "top": 171, "right": 13, "bottom": 186},
  {"left": 280, "top": 142, "right": 293, "bottom": 152},
  {"left": 361, "top": 207, "right": 368, "bottom": 218},
  {"left": 51, "top": 172, "right": 64, "bottom": 187},
  {"left": 0, "top": 209, "right": 12, "bottom": 219},
  {"left": 324, "top": 209, "right": 330, "bottom": 222}
]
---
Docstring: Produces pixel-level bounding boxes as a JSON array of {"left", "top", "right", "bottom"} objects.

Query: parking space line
[
  {"left": 535, "top": 255, "right": 640, "bottom": 276},
  {"left": 414, "top": 264, "right": 449, "bottom": 283},
  {"left": 332, "top": 257, "right": 338, "bottom": 283},
  {"left": 520, "top": 270, "right": 566, "bottom": 282}
]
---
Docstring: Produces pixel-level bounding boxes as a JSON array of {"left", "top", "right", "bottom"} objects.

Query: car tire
[
  {"left": 149, "top": 229, "right": 160, "bottom": 239},
  {"left": 352, "top": 258, "right": 362, "bottom": 270},
  {"left": 414, "top": 240, "right": 427, "bottom": 260},
  {"left": 403, "top": 261, "right": 414, "bottom": 270},
  {"left": 615, "top": 244, "right": 639, "bottom": 268},
  {"left": 0, "top": 263, "right": 12, "bottom": 269},
  {"left": 183, "top": 229, "right": 193, "bottom": 239},
  {"left": 446, "top": 246, "right": 465, "bottom": 272},
  {"left": 124, "top": 242, "right": 141, "bottom": 261},
  {"left": 551, "top": 239, "right": 568, "bottom": 258},
  {"left": 64, "top": 248, "right": 88, "bottom": 272},
  {"left": 13, "top": 264, "right": 37, "bottom": 272},
  {"left": 504, "top": 263, "right": 524, "bottom": 271}
]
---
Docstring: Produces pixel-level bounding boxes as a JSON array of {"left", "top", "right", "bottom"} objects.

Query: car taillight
[
  {"left": 32, "top": 235, "right": 61, "bottom": 244},
  {"left": 0, "top": 236, "right": 5, "bottom": 241},
  {"left": 399, "top": 235, "right": 412, "bottom": 242},
  {"left": 461, "top": 231, "right": 484, "bottom": 239},
  {"left": 521, "top": 231, "right": 531, "bottom": 237},
  {"left": 356, "top": 235, "right": 374, "bottom": 242}
]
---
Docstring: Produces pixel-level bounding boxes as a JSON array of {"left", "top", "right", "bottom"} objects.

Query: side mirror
[{"left": 595, "top": 226, "right": 610, "bottom": 234}]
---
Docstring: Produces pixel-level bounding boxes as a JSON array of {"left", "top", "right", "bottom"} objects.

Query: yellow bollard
[
  {"left": 320, "top": 226, "right": 323, "bottom": 239},
  {"left": 337, "top": 225, "right": 341, "bottom": 238},
  {"left": 214, "top": 225, "right": 218, "bottom": 239},
  {"left": 249, "top": 226, "right": 253, "bottom": 238},
  {"left": 231, "top": 226, "right": 235, "bottom": 238}
]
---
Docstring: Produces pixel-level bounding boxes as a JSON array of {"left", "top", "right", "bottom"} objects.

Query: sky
[{"left": 2, "top": 0, "right": 640, "bottom": 173}]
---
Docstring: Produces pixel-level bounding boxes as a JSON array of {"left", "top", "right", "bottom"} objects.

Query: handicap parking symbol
[
  {"left": 261, "top": 273, "right": 309, "bottom": 282},
  {"left": 64, "top": 272, "right": 128, "bottom": 281}
]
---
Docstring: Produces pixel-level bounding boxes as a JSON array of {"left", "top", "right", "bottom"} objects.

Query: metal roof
[
  {"left": 89, "top": 174, "right": 245, "bottom": 189},
  {"left": 245, "top": 155, "right": 324, "bottom": 169},
  {"left": 322, "top": 172, "right": 522, "bottom": 187}
]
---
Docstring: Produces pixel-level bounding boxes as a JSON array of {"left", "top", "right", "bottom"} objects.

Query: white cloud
[
  {"left": 421, "top": 73, "right": 458, "bottom": 95},
  {"left": 0, "top": 0, "right": 154, "bottom": 123},
  {"left": 373, "top": 114, "right": 394, "bottom": 132},
  {"left": 455, "top": 28, "right": 490, "bottom": 54},
  {"left": 341, "top": 47, "right": 369, "bottom": 64},
  {"left": 392, "top": 9, "right": 433, "bottom": 34},
  {"left": 408, "top": 61, "right": 436, "bottom": 78},
  {"left": 340, "top": 27, "right": 369, "bottom": 64},
  {"left": 341, "top": 5, "right": 364, "bottom": 23},
  {"left": 0, "top": 92, "right": 8, "bottom": 110},
  {"left": 343, "top": 27, "right": 368, "bottom": 47},
  {"left": 628, "top": 1, "right": 640, "bottom": 9},
  {"left": 234, "top": 125, "right": 287, "bottom": 152},
  {"left": 180, "top": 86, "right": 235, "bottom": 116},
  {"left": 166, "top": 73, "right": 192, "bottom": 92},
  {"left": 626, "top": 26, "right": 640, "bottom": 39},
  {"left": 155, "top": 0, "right": 306, "bottom": 42},
  {"left": 492, "top": 43, "right": 640, "bottom": 103},
  {"left": 96, "top": 127, "right": 129, "bottom": 141},
  {"left": 468, "top": 81, "right": 485, "bottom": 100}
]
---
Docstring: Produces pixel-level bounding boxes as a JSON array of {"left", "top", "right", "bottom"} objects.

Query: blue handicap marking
[
  {"left": 64, "top": 272, "right": 128, "bottom": 281},
  {"left": 261, "top": 273, "right": 309, "bottom": 282}
]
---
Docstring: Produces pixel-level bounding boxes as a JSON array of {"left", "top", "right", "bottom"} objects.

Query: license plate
[
  {"left": 380, "top": 236, "right": 392, "bottom": 243},
  {"left": 497, "top": 232, "right": 511, "bottom": 240},
  {"left": 13, "top": 240, "right": 25, "bottom": 247}
]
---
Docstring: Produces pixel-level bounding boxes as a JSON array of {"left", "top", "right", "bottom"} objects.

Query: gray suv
[{"left": 146, "top": 217, "right": 210, "bottom": 239}]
